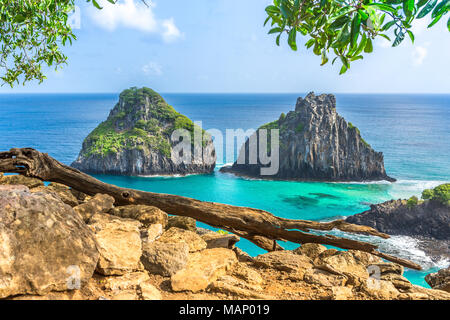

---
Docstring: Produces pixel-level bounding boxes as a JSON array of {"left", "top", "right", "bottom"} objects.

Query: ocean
[{"left": 1, "top": 92, "right": 449, "bottom": 288}]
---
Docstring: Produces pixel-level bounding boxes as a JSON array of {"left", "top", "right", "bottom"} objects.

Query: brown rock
[
  {"left": 110, "top": 205, "right": 168, "bottom": 227},
  {"left": 102, "top": 272, "right": 150, "bottom": 291},
  {"left": 292, "top": 243, "right": 327, "bottom": 259},
  {"left": 254, "top": 250, "right": 313, "bottom": 273},
  {"left": 141, "top": 242, "right": 189, "bottom": 276},
  {"left": 0, "top": 174, "right": 44, "bottom": 188},
  {"left": 201, "top": 232, "right": 240, "bottom": 249},
  {"left": 158, "top": 227, "right": 207, "bottom": 252},
  {"left": 171, "top": 248, "right": 237, "bottom": 292},
  {"left": 425, "top": 267, "right": 450, "bottom": 293},
  {"left": 88, "top": 213, "right": 142, "bottom": 276},
  {"left": 167, "top": 216, "right": 196, "bottom": 232},
  {"left": 0, "top": 188, "right": 98, "bottom": 298},
  {"left": 303, "top": 268, "right": 347, "bottom": 287},
  {"left": 74, "top": 194, "right": 115, "bottom": 222},
  {"left": 139, "top": 281, "right": 162, "bottom": 300},
  {"left": 231, "top": 263, "right": 264, "bottom": 286},
  {"left": 141, "top": 223, "right": 163, "bottom": 244},
  {"left": 31, "top": 185, "right": 79, "bottom": 207}
]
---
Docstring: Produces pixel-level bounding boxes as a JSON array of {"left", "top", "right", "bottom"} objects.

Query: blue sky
[{"left": 1, "top": 0, "right": 449, "bottom": 93}]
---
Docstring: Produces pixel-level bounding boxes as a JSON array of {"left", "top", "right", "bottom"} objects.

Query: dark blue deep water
[{"left": 1, "top": 93, "right": 449, "bottom": 287}]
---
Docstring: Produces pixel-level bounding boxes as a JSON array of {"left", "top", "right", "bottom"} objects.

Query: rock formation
[
  {"left": 426, "top": 267, "right": 450, "bottom": 293},
  {"left": 1, "top": 176, "right": 449, "bottom": 300},
  {"left": 72, "top": 87, "right": 216, "bottom": 175},
  {"left": 221, "top": 92, "right": 394, "bottom": 182},
  {"left": 346, "top": 199, "right": 450, "bottom": 241}
]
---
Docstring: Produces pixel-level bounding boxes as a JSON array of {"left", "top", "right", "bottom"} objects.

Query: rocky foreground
[
  {"left": 72, "top": 87, "right": 216, "bottom": 176},
  {"left": 0, "top": 174, "right": 449, "bottom": 300},
  {"left": 221, "top": 92, "right": 394, "bottom": 182}
]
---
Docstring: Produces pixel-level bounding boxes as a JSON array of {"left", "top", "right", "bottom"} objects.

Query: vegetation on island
[
  {"left": 422, "top": 183, "right": 450, "bottom": 206},
  {"left": 348, "top": 122, "right": 370, "bottom": 147},
  {"left": 82, "top": 87, "right": 208, "bottom": 159}
]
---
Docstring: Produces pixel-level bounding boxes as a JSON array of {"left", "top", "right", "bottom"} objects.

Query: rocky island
[
  {"left": 72, "top": 87, "right": 216, "bottom": 176},
  {"left": 221, "top": 92, "right": 394, "bottom": 182},
  {"left": 346, "top": 184, "right": 450, "bottom": 263}
]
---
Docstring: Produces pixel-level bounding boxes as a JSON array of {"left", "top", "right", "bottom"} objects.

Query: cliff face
[
  {"left": 346, "top": 199, "right": 450, "bottom": 240},
  {"left": 221, "top": 92, "right": 394, "bottom": 182},
  {"left": 72, "top": 87, "right": 216, "bottom": 175}
]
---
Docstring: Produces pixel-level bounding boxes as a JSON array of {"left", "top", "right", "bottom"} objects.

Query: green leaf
[
  {"left": 392, "top": 31, "right": 405, "bottom": 46},
  {"left": 379, "top": 33, "right": 391, "bottom": 41},
  {"left": 365, "top": 3, "right": 397, "bottom": 13},
  {"left": 288, "top": 28, "right": 297, "bottom": 51},
  {"left": 432, "top": 0, "right": 449, "bottom": 18},
  {"left": 14, "top": 14, "right": 26, "bottom": 23},
  {"left": 268, "top": 27, "right": 283, "bottom": 34},
  {"left": 403, "top": 0, "right": 415, "bottom": 19},
  {"left": 339, "top": 64, "right": 348, "bottom": 75},
  {"left": 364, "top": 37, "right": 373, "bottom": 53},
  {"left": 417, "top": 0, "right": 437, "bottom": 18},
  {"left": 428, "top": 13, "right": 444, "bottom": 27},
  {"left": 406, "top": 30, "right": 415, "bottom": 43},
  {"left": 321, "top": 50, "right": 329, "bottom": 65},
  {"left": 350, "top": 12, "right": 362, "bottom": 49},
  {"left": 276, "top": 34, "right": 281, "bottom": 46},
  {"left": 264, "top": 16, "right": 271, "bottom": 26},
  {"left": 92, "top": 0, "right": 103, "bottom": 10},
  {"left": 265, "top": 5, "right": 280, "bottom": 14},
  {"left": 327, "top": 7, "right": 355, "bottom": 24},
  {"left": 417, "top": 0, "right": 430, "bottom": 8},
  {"left": 382, "top": 20, "right": 397, "bottom": 31},
  {"left": 448, "top": 16, "right": 450, "bottom": 31}
]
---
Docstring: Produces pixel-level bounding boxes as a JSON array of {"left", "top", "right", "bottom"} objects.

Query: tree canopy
[
  {"left": 0, "top": 1, "right": 448, "bottom": 87},
  {"left": 265, "top": 0, "right": 449, "bottom": 74}
]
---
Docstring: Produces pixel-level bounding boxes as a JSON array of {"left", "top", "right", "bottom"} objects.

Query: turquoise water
[{"left": 1, "top": 93, "right": 449, "bottom": 288}]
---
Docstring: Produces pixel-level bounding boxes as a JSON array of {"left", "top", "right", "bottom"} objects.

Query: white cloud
[
  {"left": 412, "top": 45, "right": 428, "bottom": 66},
  {"left": 88, "top": 0, "right": 181, "bottom": 42},
  {"left": 142, "top": 62, "right": 163, "bottom": 76},
  {"left": 161, "top": 18, "right": 182, "bottom": 43}
]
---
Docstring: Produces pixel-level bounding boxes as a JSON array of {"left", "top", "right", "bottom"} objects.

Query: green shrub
[
  {"left": 279, "top": 113, "right": 286, "bottom": 121},
  {"left": 216, "top": 229, "right": 229, "bottom": 235},
  {"left": 406, "top": 196, "right": 419, "bottom": 209},
  {"left": 421, "top": 184, "right": 450, "bottom": 206}
]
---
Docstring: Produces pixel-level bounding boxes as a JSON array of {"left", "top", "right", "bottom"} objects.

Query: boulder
[
  {"left": 157, "top": 227, "right": 207, "bottom": 252},
  {"left": 254, "top": 250, "right": 313, "bottom": 274},
  {"left": 141, "top": 223, "right": 164, "bottom": 244},
  {"left": 110, "top": 205, "right": 168, "bottom": 227},
  {"left": 167, "top": 216, "right": 197, "bottom": 232},
  {"left": 230, "top": 263, "right": 264, "bottom": 286},
  {"left": 0, "top": 188, "right": 98, "bottom": 298},
  {"left": 303, "top": 268, "right": 347, "bottom": 288},
  {"left": 102, "top": 272, "right": 150, "bottom": 291},
  {"left": 141, "top": 242, "right": 189, "bottom": 276},
  {"left": 292, "top": 243, "right": 327, "bottom": 259},
  {"left": 171, "top": 248, "right": 237, "bottom": 292},
  {"left": 88, "top": 213, "right": 142, "bottom": 275},
  {"left": 139, "top": 281, "right": 162, "bottom": 300},
  {"left": 0, "top": 174, "right": 44, "bottom": 188},
  {"left": 201, "top": 232, "right": 240, "bottom": 249},
  {"left": 31, "top": 185, "right": 79, "bottom": 207},
  {"left": 425, "top": 267, "right": 450, "bottom": 293},
  {"left": 74, "top": 194, "right": 115, "bottom": 222}
]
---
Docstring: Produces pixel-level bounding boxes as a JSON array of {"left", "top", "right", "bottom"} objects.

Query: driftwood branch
[{"left": 0, "top": 148, "right": 422, "bottom": 270}]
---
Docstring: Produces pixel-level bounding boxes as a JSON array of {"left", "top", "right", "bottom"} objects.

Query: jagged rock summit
[
  {"left": 221, "top": 92, "right": 394, "bottom": 182},
  {"left": 72, "top": 87, "right": 216, "bottom": 175}
]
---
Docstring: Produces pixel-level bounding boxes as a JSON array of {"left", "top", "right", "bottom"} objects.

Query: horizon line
[{"left": 0, "top": 91, "right": 449, "bottom": 95}]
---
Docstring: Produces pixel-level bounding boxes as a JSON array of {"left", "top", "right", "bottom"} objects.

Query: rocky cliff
[
  {"left": 1, "top": 175, "right": 449, "bottom": 300},
  {"left": 346, "top": 199, "right": 450, "bottom": 241},
  {"left": 221, "top": 92, "right": 394, "bottom": 182},
  {"left": 72, "top": 87, "right": 216, "bottom": 175}
]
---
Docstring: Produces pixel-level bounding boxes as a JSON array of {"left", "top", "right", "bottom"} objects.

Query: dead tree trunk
[{"left": 0, "top": 148, "right": 421, "bottom": 270}]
